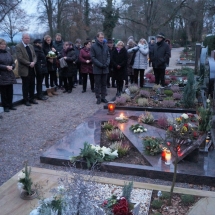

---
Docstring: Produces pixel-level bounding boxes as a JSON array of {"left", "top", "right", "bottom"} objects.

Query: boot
[
  {"left": 47, "top": 88, "right": 53, "bottom": 97},
  {"left": 116, "top": 85, "right": 120, "bottom": 97},
  {"left": 51, "top": 87, "right": 58, "bottom": 95}
]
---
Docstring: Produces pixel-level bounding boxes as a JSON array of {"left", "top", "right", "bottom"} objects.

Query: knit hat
[
  {"left": 107, "top": 38, "right": 113, "bottom": 44},
  {"left": 151, "top": 37, "right": 155, "bottom": 40},
  {"left": 33, "top": 39, "right": 42, "bottom": 44},
  {"left": 156, "top": 33, "right": 165, "bottom": 39}
]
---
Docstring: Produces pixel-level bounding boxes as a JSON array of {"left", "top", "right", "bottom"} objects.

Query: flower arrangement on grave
[
  {"left": 102, "top": 120, "right": 118, "bottom": 131},
  {"left": 130, "top": 124, "right": 147, "bottom": 133},
  {"left": 46, "top": 50, "right": 57, "bottom": 58},
  {"left": 143, "top": 136, "right": 163, "bottom": 156},
  {"left": 102, "top": 182, "right": 137, "bottom": 215},
  {"left": 197, "top": 98, "right": 212, "bottom": 133},
  {"left": 138, "top": 111, "right": 154, "bottom": 124},
  {"left": 17, "top": 162, "right": 37, "bottom": 200},
  {"left": 109, "top": 141, "right": 130, "bottom": 157},
  {"left": 71, "top": 142, "right": 118, "bottom": 168}
]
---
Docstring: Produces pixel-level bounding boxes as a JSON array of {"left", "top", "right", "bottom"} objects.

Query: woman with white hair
[{"left": 128, "top": 38, "right": 149, "bottom": 87}]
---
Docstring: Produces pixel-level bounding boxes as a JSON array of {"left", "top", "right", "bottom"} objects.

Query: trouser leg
[
  {"left": 63, "top": 77, "right": 68, "bottom": 91},
  {"left": 36, "top": 73, "right": 44, "bottom": 98},
  {"left": 82, "top": 73, "right": 87, "bottom": 91},
  {"left": 49, "top": 71, "right": 55, "bottom": 88},
  {"left": 101, "top": 73, "right": 107, "bottom": 99},
  {"left": 1, "top": 85, "right": 13, "bottom": 108},
  {"left": 21, "top": 76, "right": 29, "bottom": 102},
  {"left": 153, "top": 68, "right": 160, "bottom": 85},
  {"left": 68, "top": 76, "right": 73, "bottom": 91},
  {"left": 28, "top": 69, "right": 35, "bottom": 101},
  {"left": 133, "top": 69, "right": 139, "bottom": 85},
  {"left": 139, "top": 69, "right": 145, "bottom": 87},
  {"left": 89, "top": 73, "right": 94, "bottom": 90}
]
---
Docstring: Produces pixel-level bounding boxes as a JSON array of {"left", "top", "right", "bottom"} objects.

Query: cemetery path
[{"left": 0, "top": 47, "right": 211, "bottom": 193}]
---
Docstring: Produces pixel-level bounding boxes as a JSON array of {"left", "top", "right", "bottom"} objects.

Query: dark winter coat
[
  {"left": 151, "top": 40, "right": 170, "bottom": 69},
  {"left": 34, "top": 45, "right": 48, "bottom": 75},
  {"left": 149, "top": 42, "right": 155, "bottom": 62},
  {"left": 0, "top": 49, "right": 17, "bottom": 85},
  {"left": 112, "top": 47, "right": 128, "bottom": 81},
  {"left": 108, "top": 46, "right": 115, "bottom": 77},
  {"left": 90, "top": 39, "right": 110, "bottom": 74},
  {"left": 126, "top": 45, "right": 135, "bottom": 76},
  {"left": 79, "top": 47, "right": 93, "bottom": 74},
  {"left": 53, "top": 40, "right": 63, "bottom": 53},
  {"left": 42, "top": 40, "right": 57, "bottom": 71},
  {"left": 58, "top": 47, "right": 78, "bottom": 77}
]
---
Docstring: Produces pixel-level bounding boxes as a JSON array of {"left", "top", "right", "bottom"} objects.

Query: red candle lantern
[
  {"left": 107, "top": 102, "right": 116, "bottom": 115},
  {"left": 161, "top": 147, "right": 167, "bottom": 161}
]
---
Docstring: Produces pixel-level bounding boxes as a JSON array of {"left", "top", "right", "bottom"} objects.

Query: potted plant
[{"left": 17, "top": 162, "right": 37, "bottom": 200}]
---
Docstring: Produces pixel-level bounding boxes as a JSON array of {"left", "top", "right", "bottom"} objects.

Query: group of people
[{"left": 0, "top": 31, "right": 170, "bottom": 112}]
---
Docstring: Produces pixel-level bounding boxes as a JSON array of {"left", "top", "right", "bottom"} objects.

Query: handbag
[{"left": 59, "top": 58, "right": 68, "bottom": 68}]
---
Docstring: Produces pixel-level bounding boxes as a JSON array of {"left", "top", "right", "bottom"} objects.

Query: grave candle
[
  {"left": 165, "top": 150, "right": 171, "bottom": 165},
  {"left": 107, "top": 102, "right": 116, "bottom": 115},
  {"left": 161, "top": 147, "right": 167, "bottom": 161}
]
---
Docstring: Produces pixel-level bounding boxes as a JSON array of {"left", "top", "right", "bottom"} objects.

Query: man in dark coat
[
  {"left": 151, "top": 33, "right": 170, "bottom": 87},
  {"left": 16, "top": 33, "right": 38, "bottom": 106},
  {"left": 90, "top": 32, "right": 110, "bottom": 104},
  {"left": 33, "top": 39, "right": 48, "bottom": 100},
  {"left": 148, "top": 37, "right": 155, "bottom": 67}
]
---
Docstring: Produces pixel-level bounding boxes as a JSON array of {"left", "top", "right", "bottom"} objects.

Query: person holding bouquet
[{"left": 43, "top": 35, "right": 58, "bottom": 96}]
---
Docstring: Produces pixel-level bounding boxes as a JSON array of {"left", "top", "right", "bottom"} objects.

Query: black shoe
[
  {"left": 101, "top": 98, "right": 108, "bottom": 103},
  {"left": 63, "top": 90, "right": 68, "bottom": 93},
  {"left": 82, "top": 90, "right": 86, "bottom": 93},
  {"left": 68, "top": 90, "right": 72, "bottom": 93},
  {"left": 4, "top": 107, "right": 10, "bottom": 112},
  {"left": 9, "top": 107, "right": 17, "bottom": 110},
  {"left": 37, "top": 96, "right": 48, "bottom": 100},
  {"left": 25, "top": 102, "right": 31, "bottom": 106},
  {"left": 79, "top": 82, "right": 83, "bottom": 85},
  {"left": 29, "top": 99, "right": 38, "bottom": 104},
  {"left": 96, "top": 98, "right": 101, "bottom": 104}
]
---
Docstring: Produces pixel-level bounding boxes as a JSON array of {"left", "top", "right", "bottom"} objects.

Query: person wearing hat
[
  {"left": 148, "top": 37, "right": 155, "bottom": 67},
  {"left": 151, "top": 32, "right": 170, "bottom": 87},
  {"left": 33, "top": 39, "right": 48, "bottom": 100}
]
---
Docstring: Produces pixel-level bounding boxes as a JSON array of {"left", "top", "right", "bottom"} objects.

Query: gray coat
[
  {"left": 0, "top": 50, "right": 17, "bottom": 85},
  {"left": 90, "top": 39, "right": 110, "bottom": 74},
  {"left": 128, "top": 44, "right": 149, "bottom": 70}
]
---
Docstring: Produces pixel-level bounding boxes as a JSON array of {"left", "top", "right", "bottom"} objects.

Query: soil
[
  {"left": 100, "top": 127, "right": 150, "bottom": 166},
  {"left": 148, "top": 190, "right": 201, "bottom": 215}
]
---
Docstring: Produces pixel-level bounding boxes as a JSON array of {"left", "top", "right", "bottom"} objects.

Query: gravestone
[
  {"left": 195, "top": 43, "right": 202, "bottom": 74},
  {"left": 208, "top": 57, "right": 215, "bottom": 98}
]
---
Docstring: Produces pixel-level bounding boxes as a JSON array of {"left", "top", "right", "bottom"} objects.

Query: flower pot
[{"left": 20, "top": 189, "right": 37, "bottom": 200}]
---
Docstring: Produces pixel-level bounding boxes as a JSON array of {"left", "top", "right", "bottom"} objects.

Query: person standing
[
  {"left": 53, "top": 33, "right": 64, "bottom": 88},
  {"left": 128, "top": 38, "right": 149, "bottom": 87},
  {"left": 90, "top": 32, "right": 110, "bottom": 104},
  {"left": 148, "top": 37, "right": 155, "bottom": 67},
  {"left": 33, "top": 39, "right": 48, "bottom": 100},
  {"left": 79, "top": 41, "right": 94, "bottom": 93},
  {"left": 151, "top": 33, "right": 170, "bottom": 86},
  {"left": 58, "top": 42, "right": 78, "bottom": 93},
  {"left": 0, "top": 38, "right": 17, "bottom": 112},
  {"left": 16, "top": 33, "right": 38, "bottom": 106},
  {"left": 165, "top": 39, "right": 172, "bottom": 67},
  {"left": 43, "top": 35, "right": 58, "bottom": 97},
  {"left": 74, "top": 38, "right": 82, "bottom": 86},
  {"left": 112, "top": 41, "right": 128, "bottom": 97}
]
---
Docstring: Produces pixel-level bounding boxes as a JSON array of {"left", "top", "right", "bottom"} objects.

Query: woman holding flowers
[{"left": 43, "top": 35, "right": 58, "bottom": 96}]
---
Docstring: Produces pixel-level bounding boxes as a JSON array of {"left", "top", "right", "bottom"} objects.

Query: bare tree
[{"left": 0, "top": 8, "right": 29, "bottom": 43}]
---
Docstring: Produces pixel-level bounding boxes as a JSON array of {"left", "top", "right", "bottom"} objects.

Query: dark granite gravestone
[
  {"left": 195, "top": 43, "right": 202, "bottom": 74},
  {"left": 208, "top": 57, "right": 215, "bottom": 98}
]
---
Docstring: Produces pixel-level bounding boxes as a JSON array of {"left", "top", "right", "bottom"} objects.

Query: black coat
[
  {"left": 58, "top": 47, "right": 78, "bottom": 77},
  {"left": 34, "top": 45, "right": 48, "bottom": 75},
  {"left": 0, "top": 49, "right": 17, "bottom": 85},
  {"left": 42, "top": 40, "right": 57, "bottom": 71},
  {"left": 112, "top": 47, "right": 128, "bottom": 80},
  {"left": 108, "top": 46, "right": 115, "bottom": 77},
  {"left": 148, "top": 42, "right": 155, "bottom": 62},
  {"left": 151, "top": 40, "right": 170, "bottom": 69},
  {"left": 90, "top": 39, "right": 110, "bottom": 74}
]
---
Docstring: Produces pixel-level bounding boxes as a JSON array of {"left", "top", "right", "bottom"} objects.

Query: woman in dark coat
[
  {"left": 58, "top": 42, "right": 78, "bottom": 93},
  {"left": 43, "top": 35, "right": 58, "bottom": 96},
  {"left": 79, "top": 41, "right": 94, "bottom": 93},
  {"left": 112, "top": 41, "right": 128, "bottom": 96},
  {"left": 0, "top": 38, "right": 17, "bottom": 112}
]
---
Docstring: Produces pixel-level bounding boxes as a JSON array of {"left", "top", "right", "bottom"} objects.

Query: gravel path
[{"left": 0, "top": 48, "right": 213, "bottom": 192}]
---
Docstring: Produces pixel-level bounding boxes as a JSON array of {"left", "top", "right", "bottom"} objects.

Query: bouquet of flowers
[
  {"left": 138, "top": 111, "right": 154, "bottom": 124},
  {"left": 46, "top": 50, "right": 57, "bottom": 58},
  {"left": 130, "top": 124, "right": 147, "bottom": 133}
]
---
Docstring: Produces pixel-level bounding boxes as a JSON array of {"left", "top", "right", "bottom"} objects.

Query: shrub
[
  {"left": 157, "top": 116, "right": 169, "bottom": 129},
  {"left": 138, "top": 98, "right": 149, "bottom": 106},
  {"left": 128, "top": 85, "right": 139, "bottom": 94},
  {"left": 180, "top": 67, "right": 194, "bottom": 76},
  {"left": 115, "top": 96, "right": 127, "bottom": 105},
  {"left": 180, "top": 194, "right": 195, "bottom": 206},
  {"left": 182, "top": 71, "right": 196, "bottom": 108},
  {"left": 139, "top": 89, "right": 150, "bottom": 98},
  {"left": 120, "top": 93, "right": 131, "bottom": 102},
  {"left": 106, "top": 129, "right": 124, "bottom": 141},
  {"left": 162, "top": 100, "right": 175, "bottom": 107},
  {"left": 143, "top": 136, "right": 163, "bottom": 155},
  {"left": 171, "top": 85, "right": 180, "bottom": 92},
  {"left": 164, "top": 89, "right": 173, "bottom": 96},
  {"left": 102, "top": 120, "right": 118, "bottom": 130},
  {"left": 138, "top": 111, "right": 154, "bottom": 124},
  {"left": 109, "top": 141, "right": 130, "bottom": 157},
  {"left": 152, "top": 84, "right": 161, "bottom": 91},
  {"left": 173, "top": 92, "right": 182, "bottom": 100},
  {"left": 151, "top": 199, "right": 163, "bottom": 209}
]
